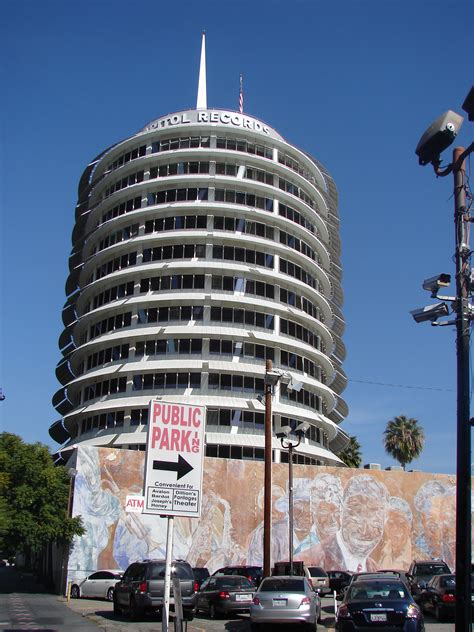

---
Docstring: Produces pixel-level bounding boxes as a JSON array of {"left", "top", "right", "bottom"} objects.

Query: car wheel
[
  {"left": 209, "top": 603, "right": 218, "bottom": 619},
  {"left": 113, "top": 594, "right": 121, "bottom": 615},
  {"left": 435, "top": 603, "right": 446, "bottom": 623},
  {"left": 106, "top": 587, "right": 114, "bottom": 602},
  {"left": 128, "top": 597, "right": 143, "bottom": 621},
  {"left": 70, "top": 585, "right": 80, "bottom": 599}
]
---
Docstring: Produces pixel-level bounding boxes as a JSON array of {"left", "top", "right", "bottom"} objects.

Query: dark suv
[
  {"left": 407, "top": 559, "right": 452, "bottom": 602},
  {"left": 212, "top": 565, "right": 263, "bottom": 587},
  {"left": 113, "top": 559, "right": 197, "bottom": 620}
]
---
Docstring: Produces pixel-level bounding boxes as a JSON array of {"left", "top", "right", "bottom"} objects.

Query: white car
[{"left": 70, "top": 569, "right": 123, "bottom": 601}]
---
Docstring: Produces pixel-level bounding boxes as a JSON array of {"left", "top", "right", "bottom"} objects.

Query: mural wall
[{"left": 67, "top": 445, "right": 458, "bottom": 582}]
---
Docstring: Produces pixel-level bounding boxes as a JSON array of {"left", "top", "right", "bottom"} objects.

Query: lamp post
[
  {"left": 413, "top": 89, "right": 474, "bottom": 631},
  {"left": 278, "top": 423, "right": 309, "bottom": 576}
]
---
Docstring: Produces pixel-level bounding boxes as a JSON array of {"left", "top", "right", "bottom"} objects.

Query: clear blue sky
[{"left": 1, "top": 0, "right": 472, "bottom": 474}]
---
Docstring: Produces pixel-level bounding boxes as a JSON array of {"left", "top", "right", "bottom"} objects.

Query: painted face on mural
[
  {"left": 293, "top": 499, "right": 312, "bottom": 537},
  {"left": 386, "top": 509, "right": 412, "bottom": 558},
  {"left": 313, "top": 500, "right": 341, "bottom": 540},
  {"left": 422, "top": 494, "right": 456, "bottom": 559},
  {"left": 341, "top": 494, "right": 386, "bottom": 557}
]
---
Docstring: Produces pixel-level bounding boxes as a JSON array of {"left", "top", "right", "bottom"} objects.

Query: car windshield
[
  {"left": 148, "top": 564, "right": 193, "bottom": 580},
  {"left": 349, "top": 581, "right": 408, "bottom": 600},
  {"left": 260, "top": 578, "right": 305, "bottom": 592},
  {"left": 414, "top": 564, "right": 449, "bottom": 576},
  {"left": 308, "top": 567, "right": 327, "bottom": 576},
  {"left": 217, "top": 577, "right": 253, "bottom": 589}
]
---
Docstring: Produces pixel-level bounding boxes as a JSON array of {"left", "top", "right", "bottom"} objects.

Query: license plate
[
  {"left": 370, "top": 613, "right": 387, "bottom": 622},
  {"left": 236, "top": 594, "right": 251, "bottom": 602},
  {"left": 273, "top": 599, "right": 287, "bottom": 606}
]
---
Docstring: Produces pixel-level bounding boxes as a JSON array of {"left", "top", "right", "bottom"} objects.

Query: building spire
[{"left": 196, "top": 31, "right": 207, "bottom": 110}]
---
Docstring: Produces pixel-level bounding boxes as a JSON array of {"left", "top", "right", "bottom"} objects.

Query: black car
[
  {"left": 196, "top": 575, "right": 255, "bottom": 618},
  {"left": 113, "top": 559, "right": 197, "bottom": 620},
  {"left": 193, "top": 567, "right": 210, "bottom": 588},
  {"left": 419, "top": 573, "right": 474, "bottom": 622},
  {"left": 212, "top": 565, "right": 263, "bottom": 587},
  {"left": 336, "top": 577, "right": 424, "bottom": 632},
  {"left": 407, "top": 560, "right": 451, "bottom": 602},
  {"left": 327, "top": 570, "right": 353, "bottom": 596}
]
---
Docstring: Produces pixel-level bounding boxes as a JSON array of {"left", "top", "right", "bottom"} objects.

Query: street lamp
[
  {"left": 412, "top": 86, "right": 474, "bottom": 632},
  {"left": 263, "top": 362, "right": 305, "bottom": 578},
  {"left": 277, "top": 421, "right": 309, "bottom": 577}
]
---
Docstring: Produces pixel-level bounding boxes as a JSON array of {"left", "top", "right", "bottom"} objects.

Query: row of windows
[
  {"left": 137, "top": 305, "right": 204, "bottom": 324},
  {"left": 132, "top": 372, "right": 201, "bottom": 391},
  {"left": 209, "top": 339, "right": 274, "bottom": 361},
  {"left": 144, "top": 214, "right": 207, "bottom": 233},
  {"left": 280, "top": 416, "right": 326, "bottom": 446},
  {"left": 91, "top": 282, "right": 135, "bottom": 311},
  {"left": 279, "top": 257, "right": 319, "bottom": 291},
  {"left": 105, "top": 170, "right": 144, "bottom": 198},
  {"left": 279, "top": 177, "right": 314, "bottom": 209},
  {"left": 280, "top": 288, "right": 321, "bottom": 322},
  {"left": 212, "top": 245, "right": 274, "bottom": 269},
  {"left": 140, "top": 274, "right": 205, "bottom": 293},
  {"left": 147, "top": 187, "right": 209, "bottom": 204},
  {"left": 106, "top": 145, "right": 146, "bottom": 171},
  {"left": 210, "top": 306, "right": 274, "bottom": 330},
  {"left": 89, "top": 312, "right": 132, "bottom": 341},
  {"left": 211, "top": 275, "right": 274, "bottom": 299},
  {"left": 142, "top": 244, "right": 206, "bottom": 263},
  {"left": 76, "top": 410, "right": 125, "bottom": 436},
  {"left": 135, "top": 338, "right": 202, "bottom": 358},
  {"left": 216, "top": 136, "right": 273, "bottom": 159},
  {"left": 278, "top": 152, "right": 316, "bottom": 186},
  {"left": 101, "top": 196, "right": 142, "bottom": 224},
  {"left": 151, "top": 136, "right": 211, "bottom": 152},
  {"left": 279, "top": 451, "right": 319, "bottom": 466},
  {"left": 279, "top": 203, "right": 317, "bottom": 236},
  {"left": 215, "top": 162, "right": 274, "bottom": 186},
  {"left": 95, "top": 251, "right": 137, "bottom": 280},
  {"left": 281, "top": 350, "right": 319, "bottom": 379},
  {"left": 97, "top": 224, "right": 139, "bottom": 253},
  {"left": 214, "top": 215, "right": 274, "bottom": 239},
  {"left": 208, "top": 373, "right": 264, "bottom": 394},
  {"left": 83, "top": 376, "right": 127, "bottom": 402},
  {"left": 281, "top": 383, "right": 321, "bottom": 413},
  {"left": 86, "top": 343, "right": 129, "bottom": 370},
  {"left": 150, "top": 161, "right": 210, "bottom": 178},
  {"left": 214, "top": 188, "right": 273, "bottom": 212},
  {"left": 280, "top": 317, "right": 321, "bottom": 350},
  {"left": 280, "top": 229, "right": 318, "bottom": 263}
]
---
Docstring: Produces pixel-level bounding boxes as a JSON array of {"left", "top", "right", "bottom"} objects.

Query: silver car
[
  {"left": 70, "top": 569, "right": 123, "bottom": 601},
  {"left": 250, "top": 575, "right": 321, "bottom": 630}
]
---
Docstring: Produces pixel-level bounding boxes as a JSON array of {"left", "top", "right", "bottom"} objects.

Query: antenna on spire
[
  {"left": 239, "top": 74, "right": 244, "bottom": 114},
  {"left": 196, "top": 31, "right": 207, "bottom": 110}
]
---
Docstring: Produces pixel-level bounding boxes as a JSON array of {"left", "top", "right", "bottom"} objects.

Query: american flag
[{"left": 239, "top": 74, "right": 243, "bottom": 114}]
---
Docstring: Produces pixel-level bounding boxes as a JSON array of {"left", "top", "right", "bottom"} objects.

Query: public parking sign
[{"left": 143, "top": 401, "right": 205, "bottom": 518}]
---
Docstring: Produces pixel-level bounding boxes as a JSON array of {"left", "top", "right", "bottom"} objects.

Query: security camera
[
  {"left": 411, "top": 302, "right": 449, "bottom": 323},
  {"left": 276, "top": 425, "right": 292, "bottom": 439},
  {"left": 415, "top": 110, "right": 464, "bottom": 166},
  {"left": 422, "top": 273, "right": 451, "bottom": 297}
]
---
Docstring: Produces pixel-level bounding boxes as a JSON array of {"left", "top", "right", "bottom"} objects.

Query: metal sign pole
[{"left": 162, "top": 516, "right": 174, "bottom": 632}]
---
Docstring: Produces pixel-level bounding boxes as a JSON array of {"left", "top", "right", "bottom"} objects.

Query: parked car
[
  {"left": 336, "top": 577, "right": 424, "bottom": 631},
  {"left": 113, "top": 559, "right": 197, "bottom": 620},
  {"left": 327, "top": 570, "right": 353, "bottom": 596},
  {"left": 340, "top": 570, "right": 406, "bottom": 599},
  {"left": 250, "top": 575, "right": 321, "bottom": 630},
  {"left": 212, "top": 565, "right": 263, "bottom": 587},
  {"left": 407, "top": 559, "right": 452, "bottom": 602},
  {"left": 419, "top": 573, "right": 474, "bottom": 622},
  {"left": 196, "top": 574, "right": 255, "bottom": 618},
  {"left": 192, "top": 567, "right": 210, "bottom": 588},
  {"left": 70, "top": 569, "right": 123, "bottom": 601},
  {"left": 307, "top": 566, "right": 330, "bottom": 595}
]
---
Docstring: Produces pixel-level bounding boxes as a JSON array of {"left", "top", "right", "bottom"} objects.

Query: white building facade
[{"left": 50, "top": 105, "right": 349, "bottom": 467}]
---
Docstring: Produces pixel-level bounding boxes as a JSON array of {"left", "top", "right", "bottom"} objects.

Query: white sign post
[{"left": 143, "top": 401, "right": 205, "bottom": 632}]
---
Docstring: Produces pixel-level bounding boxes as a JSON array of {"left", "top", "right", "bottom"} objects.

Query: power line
[{"left": 349, "top": 378, "right": 453, "bottom": 392}]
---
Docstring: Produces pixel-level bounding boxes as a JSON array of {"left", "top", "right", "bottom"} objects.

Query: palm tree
[
  {"left": 337, "top": 435, "right": 362, "bottom": 468},
  {"left": 383, "top": 415, "right": 425, "bottom": 469}
]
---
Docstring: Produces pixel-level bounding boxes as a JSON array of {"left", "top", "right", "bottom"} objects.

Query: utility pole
[{"left": 263, "top": 359, "right": 273, "bottom": 578}]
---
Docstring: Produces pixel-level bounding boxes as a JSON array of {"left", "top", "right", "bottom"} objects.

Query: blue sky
[{"left": 1, "top": 0, "right": 472, "bottom": 474}]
